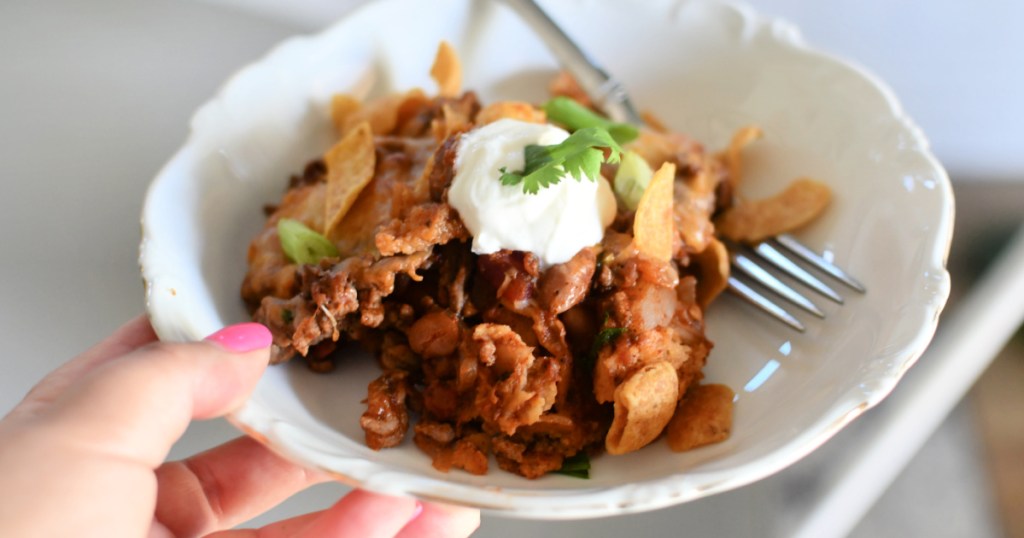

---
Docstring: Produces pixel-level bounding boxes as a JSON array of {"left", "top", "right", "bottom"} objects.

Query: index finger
[{"left": 155, "top": 436, "right": 327, "bottom": 537}]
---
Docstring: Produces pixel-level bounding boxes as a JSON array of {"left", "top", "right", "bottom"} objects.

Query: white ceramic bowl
[{"left": 140, "top": 0, "right": 953, "bottom": 519}]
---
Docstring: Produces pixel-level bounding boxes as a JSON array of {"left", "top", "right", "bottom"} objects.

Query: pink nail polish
[
  {"left": 410, "top": 501, "right": 424, "bottom": 521},
  {"left": 205, "top": 323, "right": 272, "bottom": 353}
]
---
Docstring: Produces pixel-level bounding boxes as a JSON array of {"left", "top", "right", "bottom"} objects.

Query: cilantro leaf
[
  {"left": 523, "top": 144, "right": 556, "bottom": 173},
  {"left": 499, "top": 127, "right": 623, "bottom": 195},
  {"left": 590, "top": 326, "right": 627, "bottom": 357},
  {"left": 579, "top": 323, "right": 627, "bottom": 373}
]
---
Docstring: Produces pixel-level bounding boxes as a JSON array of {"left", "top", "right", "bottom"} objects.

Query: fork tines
[{"left": 727, "top": 234, "right": 866, "bottom": 331}]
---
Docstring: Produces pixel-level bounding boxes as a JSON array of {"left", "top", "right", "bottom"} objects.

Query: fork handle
[{"left": 498, "top": 0, "right": 644, "bottom": 125}]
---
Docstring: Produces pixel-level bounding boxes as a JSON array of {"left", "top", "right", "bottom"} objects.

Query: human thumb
[{"left": 33, "top": 322, "right": 272, "bottom": 468}]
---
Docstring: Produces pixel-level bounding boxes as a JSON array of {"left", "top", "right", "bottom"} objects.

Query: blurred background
[{"left": 1, "top": 0, "right": 1021, "bottom": 536}]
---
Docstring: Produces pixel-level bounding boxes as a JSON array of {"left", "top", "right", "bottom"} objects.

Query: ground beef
[
  {"left": 375, "top": 203, "right": 468, "bottom": 256},
  {"left": 468, "top": 323, "right": 559, "bottom": 436},
  {"left": 360, "top": 370, "right": 411, "bottom": 449},
  {"left": 537, "top": 246, "right": 597, "bottom": 314},
  {"left": 241, "top": 88, "right": 725, "bottom": 479}
]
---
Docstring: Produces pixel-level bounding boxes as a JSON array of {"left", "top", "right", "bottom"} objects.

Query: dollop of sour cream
[{"left": 448, "top": 118, "right": 617, "bottom": 267}]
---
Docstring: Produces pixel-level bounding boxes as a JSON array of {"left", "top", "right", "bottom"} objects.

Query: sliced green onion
[
  {"left": 554, "top": 453, "right": 591, "bottom": 479},
  {"left": 543, "top": 96, "right": 639, "bottom": 145},
  {"left": 277, "top": 218, "right": 339, "bottom": 265},
  {"left": 613, "top": 150, "right": 654, "bottom": 211}
]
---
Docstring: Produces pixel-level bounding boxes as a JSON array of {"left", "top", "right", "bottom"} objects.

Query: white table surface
[{"left": 2, "top": 0, "right": 1020, "bottom": 536}]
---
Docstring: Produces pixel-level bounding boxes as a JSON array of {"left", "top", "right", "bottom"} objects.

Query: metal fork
[{"left": 500, "top": 0, "right": 866, "bottom": 331}]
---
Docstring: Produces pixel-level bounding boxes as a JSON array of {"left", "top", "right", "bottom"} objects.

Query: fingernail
[
  {"left": 205, "top": 323, "right": 272, "bottom": 353},
  {"left": 410, "top": 501, "right": 424, "bottom": 521}
]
